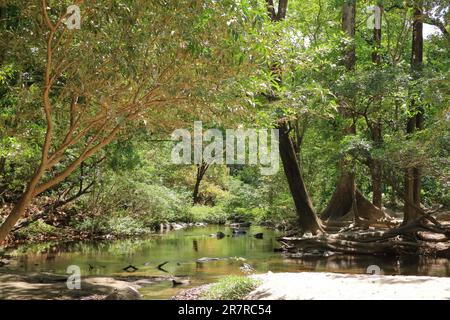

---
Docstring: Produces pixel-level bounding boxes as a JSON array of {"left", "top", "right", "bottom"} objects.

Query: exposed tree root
[
  {"left": 280, "top": 214, "right": 450, "bottom": 257},
  {"left": 280, "top": 234, "right": 450, "bottom": 257}
]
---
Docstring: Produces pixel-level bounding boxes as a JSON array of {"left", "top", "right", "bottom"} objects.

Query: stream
[{"left": 3, "top": 225, "right": 450, "bottom": 299}]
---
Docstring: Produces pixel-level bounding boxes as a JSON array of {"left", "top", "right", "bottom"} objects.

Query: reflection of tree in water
[
  {"left": 281, "top": 255, "right": 450, "bottom": 276},
  {"left": 416, "top": 256, "right": 450, "bottom": 277},
  {"left": 192, "top": 240, "right": 198, "bottom": 252}
]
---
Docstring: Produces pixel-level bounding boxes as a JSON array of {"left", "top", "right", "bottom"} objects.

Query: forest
[{"left": 0, "top": 0, "right": 449, "bottom": 301}]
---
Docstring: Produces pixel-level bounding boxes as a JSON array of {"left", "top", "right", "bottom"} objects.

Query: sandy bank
[{"left": 247, "top": 272, "right": 450, "bottom": 300}]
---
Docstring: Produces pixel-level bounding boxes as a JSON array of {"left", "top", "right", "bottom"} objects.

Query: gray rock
[
  {"left": 196, "top": 257, "right": 220, "bottom": 263},
  {"left": 104, "top": 286, "right": 142, "bottom": 300},
  {"left": 230, "top": 222, "right": 251, "bottom": 228},
  {"left": 195, "top": 222, "right": 207, "bottom": 227}
]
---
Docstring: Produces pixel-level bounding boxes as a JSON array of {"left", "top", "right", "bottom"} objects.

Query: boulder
[
  {"left": 195, "top": 222, "right": 207, "bottom": 227},
  {"left": 104, "top": 286, "right": 142, "bottom": 300},
  {"left": 229, "top": 222, "right": 251, "bottom": 228},
  {"left": 171, "top": 223, "right": 185, "bottom": 230}
]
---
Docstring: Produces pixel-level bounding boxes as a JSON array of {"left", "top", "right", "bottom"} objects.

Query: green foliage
[
  {"left": 72, "top": 210, "right": 152, "bottom": 237},
  {"left": 221, "top": 178, "right": 264, "bottom": 211},
  {"left": 72, "top": 216, "right": 110, "bottom": 235},
  {"left": 189, "top": 205, "right": 228, "bottom": 224},
  {"left": 202, "top": 275, "right": 261, "bottom": 300},
  {"left": 15, "top": 220, "right": 61, "bottom": 241}
]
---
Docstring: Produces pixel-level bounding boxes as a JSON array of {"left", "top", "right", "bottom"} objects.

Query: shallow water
[{"left": 5, "top": 225, "right": 450, "bottom": 299}]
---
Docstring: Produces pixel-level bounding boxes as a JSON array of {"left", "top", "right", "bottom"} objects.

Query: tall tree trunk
[
  {"left": 370, "top": 6, "right": 383, "bottom": 209},
  {"left": 371, "top": 152, "right": 383, "bottom": 208},
  {"left": 404, "top": 0, "right": 424, "bottom": 223},
  {"left": 278, "top": 121, "right": 323, "bottom": 234},
  {"left": 321, "top": 0, "right": 385, "bottom": 222},
  {"left": 192, "top": 179, "right": 201, "bottom": 205},
  {"left": 370, "top": 118, "right": 383, "bottom": 208},
  {"left": 193, "top": 161, "right": 209, "bottom": 205},
  {"left": 321, "top": 0, "right": 357, "bottom": 221},
  {"left": 342, "top": 1, "right": 356, "bottom": 70},
  {"left": 266, "top": 0, "right": 323, "bottom": 234}
]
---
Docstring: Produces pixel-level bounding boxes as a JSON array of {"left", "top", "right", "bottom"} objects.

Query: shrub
[
  {"left": 72, "top": 216, "right": 110, "bottom": 235},
  {"left": 108, "top": 215, "right": 147, "bottom": 236},
  {"left": 202, "top": 276, "right": 260, "bottom": 300},
  {"left": 189, "top": 205, "right": 228, "bottom": 224},
  {"left": 15, "top": 220, "right": 61, "bottom": 240},
  {"left": 220, "top": 178, "right": 264, "bottom": 211},
  {"left": 78, "top": 173, "right": 191, "bottom": 230}
]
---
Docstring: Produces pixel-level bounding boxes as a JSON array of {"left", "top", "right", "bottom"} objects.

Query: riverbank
[
  {"left": 246, "top": 272, "right": 450, "bottom": 300},
  {"left": 172, "top": 272, "right": 450, "bottom": 300}
]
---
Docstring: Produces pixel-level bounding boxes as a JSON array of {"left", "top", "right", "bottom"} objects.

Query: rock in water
[
  {"left": 229, "top": 222, "right": 251, "bottom": 228},
  {"left": 216, "top": 231, "right": 225, "bottom": 238},
  {"left": 172, "top": 278, "right": 191, "bottom": 287},
  {"left": 196, "top": 257, "right": 220, "bottom": 263},
  {"left": 240, "top": 263, "right": 255, "bottom": 274},
  {"left": 104, "top": 286, "right": 142, "bottom": 300}
]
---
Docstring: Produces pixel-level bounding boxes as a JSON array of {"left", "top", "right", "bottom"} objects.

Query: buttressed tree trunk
[
  {"left": 321, "top": 0, "right": 384, "bottom": 222},
  {"left": 404, "top": 0, "right": 424, "bottom": 223},
  {"left": 266, "top": 0, "right": 323, "bottom": 234}
]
